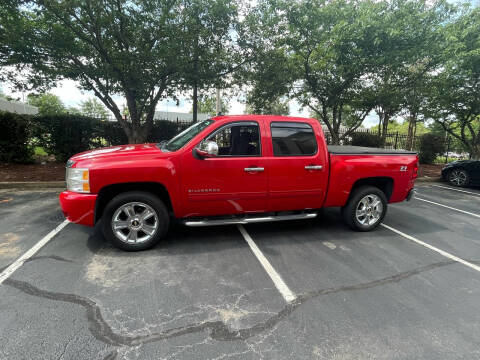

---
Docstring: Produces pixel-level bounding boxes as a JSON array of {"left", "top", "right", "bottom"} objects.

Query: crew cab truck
[{"left": 60, "top": 115, "right": 418, "bottom": 251}]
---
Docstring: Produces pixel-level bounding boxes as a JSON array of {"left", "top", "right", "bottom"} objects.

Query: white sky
[{"left": 2, "top": 79, "right": 379, "bottom": 126}]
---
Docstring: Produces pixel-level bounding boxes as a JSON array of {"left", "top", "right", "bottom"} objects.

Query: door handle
[
  {"left": 305, "top": 165, "right": 323, "bottom": 170},
  {"left": 244, "top": 167, "right": 264, "bottom": 172}
]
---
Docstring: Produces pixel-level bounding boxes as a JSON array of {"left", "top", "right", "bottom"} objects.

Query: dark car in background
[{"left": 442, "top": 160, "right": 480, "bottom": 187}]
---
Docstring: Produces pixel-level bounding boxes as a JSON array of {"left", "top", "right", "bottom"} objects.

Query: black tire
[
  {"left": 342, "top": 186, "right": 387, "bottom": 232},
  {"left": 447, "top": 168, "right": 470, "bottom": 187},
  {"left": 101, "top": 191, "right": 169, "bottom": 251}
]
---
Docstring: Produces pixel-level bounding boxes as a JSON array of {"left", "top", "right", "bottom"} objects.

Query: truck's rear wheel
[
  {"left": 342, "top": 186, "right": 387, "bottom": 231},
  {"left": 101, "top": 191, "right": 169, "bottom": 251}
]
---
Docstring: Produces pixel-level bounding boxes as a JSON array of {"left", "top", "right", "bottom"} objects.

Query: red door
[
  {"left": 267, "top": 120, "right": 329, "bottom": 211},
  {"left": 180, "top": 121, "right": 268, "bottom": 217}
]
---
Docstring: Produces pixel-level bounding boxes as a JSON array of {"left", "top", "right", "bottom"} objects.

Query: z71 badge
[{"left": 400, "top": 166, "right": 408, "bottom": 171}]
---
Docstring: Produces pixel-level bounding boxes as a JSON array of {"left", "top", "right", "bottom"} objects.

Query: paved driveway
[{"left": 0, "top": 183, "right": 479, "bottom": 359}]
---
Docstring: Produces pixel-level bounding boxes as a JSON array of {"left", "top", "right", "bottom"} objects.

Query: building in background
[
  {"left": 154, "top": 110, "right": 209, "bottom": 124},
  {"left": 0, "top": 97, "right": 38, "bottom": 115}
]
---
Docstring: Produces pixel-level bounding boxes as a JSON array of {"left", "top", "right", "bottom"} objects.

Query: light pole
[{"left": 216, "top": 88, "right": 221, "bottom": 115}]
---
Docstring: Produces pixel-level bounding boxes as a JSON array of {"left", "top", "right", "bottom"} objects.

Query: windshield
[{"left": 161, "top": 119, "right": 214, "bottom": 152}]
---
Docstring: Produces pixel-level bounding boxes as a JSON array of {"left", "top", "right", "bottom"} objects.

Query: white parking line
[
  {"left": 237, "top": 224, "right": 296, "bottom": 303},
  {"left": 430, "top": 184, "right": 480, "bottom": 196},
  {"left": 0, "top": 220, "right": 69, "bottom": 285},
  {"left": 381, "top": 224, "right": 480, "bottom": 273},
  {"left": 416, "top": 197, "right": 480, "bottom": 218}
]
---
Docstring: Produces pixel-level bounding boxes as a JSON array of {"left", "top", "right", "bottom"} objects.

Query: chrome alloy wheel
[
  {"left": 355, "top": 194, "right": 383, "bottom": 226},
  {"left": 448, "top": 170, "right": 467, "bottom": 186},
  {"left": 111, "top": 202, "right": 159, "bottom": 243}
]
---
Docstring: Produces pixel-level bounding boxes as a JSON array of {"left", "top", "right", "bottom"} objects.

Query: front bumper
[{"left": 59, "top": 191, "right": 97, "bottom": 226}]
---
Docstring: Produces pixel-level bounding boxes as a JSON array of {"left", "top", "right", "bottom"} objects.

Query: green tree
[
  {"left": 244, "top": 0, "right": 451, "bottom": 145},
  {"left": 244, "top": 0, "right": 379, "bottom": 144},
  {"left": 425, "top": 6, "right": 480, "bottom": 159},
  {"left": 190, "top": 94, "right": 230, "bottom": 116},
  {"left": 181, "top": 0, "right": 241, "bottom": 122},
  {"left": 27, "top": 93, "right": 66, "bottom": 115},
  {"left": 79, "top": 98, "right": 110, "bottom": 119},
  {"left": 245, "top": 95, "right": 289, "bottom": 115},
  {"left": 0, "top": 0, "right": 239, "bottom": 143},
  {"left": 368, "top": 119, "right": 429, "bottom": 136},
  {"left": 368, "top": 0, "right": 449, "bottom": 147}
]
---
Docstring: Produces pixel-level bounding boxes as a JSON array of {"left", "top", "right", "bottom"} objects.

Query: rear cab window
[{"left": 270, "top": 122, "right": 318, "bottom": 156}]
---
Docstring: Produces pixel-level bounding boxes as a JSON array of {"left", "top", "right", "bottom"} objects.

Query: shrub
[
  {"left": 0, "top": 111, "right": 35, "bottom": 163},
  {"left": 32, "top": 114, "right": 103, "bottom": 162},
  {"left": 147, "top": 120, "right": 189, "bottom": 143},
  {"left": 349, "top": 132, "right": 381, "bottom": 148},
  {"left": 419, "top": 133, "right": 445, "bottom": 164},
  {"left": 98, "top": 120, "right": 189, "bottom": 145},
  {"left": 100, "top": 121, "right": 128, "bottom": 146}
]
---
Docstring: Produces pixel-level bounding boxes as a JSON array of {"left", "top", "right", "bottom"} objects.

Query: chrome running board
[{"left": 183, "top": 212, "right": 318, "bottom": 227}]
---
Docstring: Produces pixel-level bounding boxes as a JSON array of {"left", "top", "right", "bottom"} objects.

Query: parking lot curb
[{"left": 0, "top": 181, "right": 66, "bottom": 190}]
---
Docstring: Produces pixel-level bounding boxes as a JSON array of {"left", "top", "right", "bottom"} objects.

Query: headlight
[{"left": 66, "top": 167, "right": 90, "bottom": 193}]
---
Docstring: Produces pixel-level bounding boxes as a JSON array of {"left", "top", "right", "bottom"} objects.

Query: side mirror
[{"left": 195, "top": 140, "right": 219, "bottom": 158}]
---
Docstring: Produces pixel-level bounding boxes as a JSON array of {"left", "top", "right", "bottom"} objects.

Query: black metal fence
[
  {"left": 323, "top": 129, "right": 420, "bottom": 150},
  {"left": 323, "top": 129, "right": 469, "bottom": 163}
]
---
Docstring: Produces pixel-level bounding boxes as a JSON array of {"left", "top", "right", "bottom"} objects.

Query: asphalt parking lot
[{"left": 0, "top": 183, "right": 479, "bottom": 360}]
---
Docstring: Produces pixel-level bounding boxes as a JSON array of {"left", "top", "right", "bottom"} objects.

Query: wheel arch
[
  {"left": 94, "top": 182, "right": 174, "bottom": 224},
  {"left": 348, "top": 177, "right": 394, "bottom": 202}
]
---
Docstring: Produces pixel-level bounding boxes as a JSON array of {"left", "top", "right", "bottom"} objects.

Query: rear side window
[{"left": 271, "top": 122, "right": 317, "bottom": 156}]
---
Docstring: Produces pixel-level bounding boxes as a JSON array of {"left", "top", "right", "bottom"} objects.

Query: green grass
[{"left": 34, "top": 146, "right": 48, "bottom": 156}]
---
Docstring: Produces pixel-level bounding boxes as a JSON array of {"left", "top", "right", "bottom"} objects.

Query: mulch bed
[
  {"left": 418, "top": 164, "right": 443, "bottom": 178},
  {"left": 0, "top": 162, "right": 65, "bottom": 182}
]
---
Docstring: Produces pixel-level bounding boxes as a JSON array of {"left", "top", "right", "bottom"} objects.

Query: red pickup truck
[{"left": 60, "top": 115, "right": 418, "bottom": 251}]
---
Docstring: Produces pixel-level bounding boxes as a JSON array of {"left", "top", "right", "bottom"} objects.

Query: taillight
[{"left": 412, "top": 162, "right": 418, "bottom": 179}]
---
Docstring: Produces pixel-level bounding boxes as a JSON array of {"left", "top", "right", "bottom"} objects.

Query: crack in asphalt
[
  {"left": 25, "top": 255, "right": 76, "bottom": 264},
  {"left": 2, "top": 257, "right": 460, "bottom": 347},
  {"left": 103, "top": 350, "right": 118, "bottom": 360}
]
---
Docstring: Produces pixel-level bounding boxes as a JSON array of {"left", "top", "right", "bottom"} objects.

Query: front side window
[
  {"left": 162, "top": 119, "right": 214, "bottom": 152},
  {"left": 271, "top": 122, "right": 317, "bottom": 156},
  {"left": 205, "top": 122, "right": 261, "bottom": 156}
]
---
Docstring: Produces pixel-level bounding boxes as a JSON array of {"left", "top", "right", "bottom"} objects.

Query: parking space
[
  {"left": 0, "top": 183, "right": 480, "bottom": 359},
  {"left": 0, "top": 190, "right": 65, "bottom": 269}
]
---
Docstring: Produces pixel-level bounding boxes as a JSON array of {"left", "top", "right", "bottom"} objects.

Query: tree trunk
[
  {"left": 381, "top": 112, "right": 390, "bottom": 147},
  {"left": 330, "top": 131, "right": 340, "bottom": 145},
  {"left": 377, "top": 110, "right": 383, "bottom": 138},
  {"left": 192, "top": 81, "right": 198, "bottom": 123},
  {"left": 470, "top": 144, "right": 480, "bottom": 160},
  {"left": 127, "top": 128, "right": 145, "bottom": 144},
  {"left": 406, "top": 114, "right": 416, "bottom": 151},
  {"left": 123, "top": 113, "right": 149, "bottom": 144}
]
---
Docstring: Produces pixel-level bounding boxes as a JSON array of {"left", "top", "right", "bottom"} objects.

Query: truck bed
[
  {"left": 328, "top": 145, "right": 417, "bottom": 155},
  {"left": 323, "top": 145, "right": 418, "bottom": 208}
]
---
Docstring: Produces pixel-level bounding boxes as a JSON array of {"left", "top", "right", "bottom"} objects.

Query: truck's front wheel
[
  {"left": 101, "top": 191, "right": 169, "bottom": 251},
  {"left": 342, "top": 186, "right": 387, "bottom": 231}
]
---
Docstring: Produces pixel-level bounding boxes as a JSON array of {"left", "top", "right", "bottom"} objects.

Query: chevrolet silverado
[{"left": 60, "top": 115, "right": 418, "bottom": 251}]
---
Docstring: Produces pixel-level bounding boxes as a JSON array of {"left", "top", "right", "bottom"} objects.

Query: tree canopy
[
  {"left": 190, "top": 93, "right": 230, "bottom": 116},
  {"left": 0, "top": 0, "right": 241, "bottom": 143},
  {"left": 27, "top": 93, "right": 66, "bottom": 116},
  {"left": 79, "top": 98, "right": 110, "bottom": 120},
  {"left": 424, "top": 7, "right": 480, "bottom": 159},
  {"left": 1, "top": 0, "right": 479, "bottom": 155}
]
